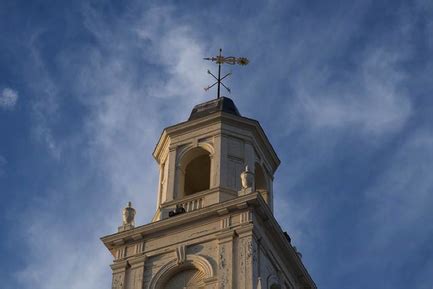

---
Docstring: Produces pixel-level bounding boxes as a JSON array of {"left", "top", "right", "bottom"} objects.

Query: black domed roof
[{"left": 188, "top": 97, "right": 241, "bottom": 121}]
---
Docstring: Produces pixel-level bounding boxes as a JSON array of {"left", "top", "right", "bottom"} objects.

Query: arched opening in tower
[
  {"left": 255, "top": 163, "right": 269, "bottom": 203},
  {"left": 254, "top": 163, "right": 267, "bottom": 191},
  {"left": 184, "top": 151, "right": 211, "bottom": 195}
]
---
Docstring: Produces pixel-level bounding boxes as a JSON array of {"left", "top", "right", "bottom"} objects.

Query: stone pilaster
[
  {"left": 166, "top": 147, "right": 177, "bottom": 202},
  {"left": 111, "top": 260, "right": 128, "bottom": 289},
  {"left": 217, "top": 230, "right": 235, "bottom": 289},
  {"left": 128, "top": 255, "right": 147, "bottom": 289},
  {"left": 236, "top": 224, "right": 256, "bottom": 289}
]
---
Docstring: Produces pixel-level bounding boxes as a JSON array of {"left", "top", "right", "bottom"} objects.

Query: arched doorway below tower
[{"left": 164, "top": 268, "right": 205, "bottom": 289}]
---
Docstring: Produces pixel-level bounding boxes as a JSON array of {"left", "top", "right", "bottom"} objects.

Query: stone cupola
[{"left": 152, "top": 97, "right": 280, "bottom": 221}]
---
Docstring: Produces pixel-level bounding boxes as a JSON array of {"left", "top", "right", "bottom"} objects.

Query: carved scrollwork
[{"left": 112, "top": 274, "right": 124, "bottom": 289}]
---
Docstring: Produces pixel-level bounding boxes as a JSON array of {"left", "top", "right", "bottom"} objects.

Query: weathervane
[{"left": 204, "top": 48, "right": 249, "bottom": 99}]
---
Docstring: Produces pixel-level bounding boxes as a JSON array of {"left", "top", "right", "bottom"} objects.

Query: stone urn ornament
[
  {"left": 122, "top": 201, "right": 136, "bottom": 225},
  {"left": 240, "top": 165, "right": 255, "bottom": 194},
  {"left": 119, "top": 201, "right": 136, "bottom": 232}
]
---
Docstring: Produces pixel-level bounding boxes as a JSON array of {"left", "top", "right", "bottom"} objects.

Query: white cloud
[
  {"left": 15, "top": 204, "right": 113, "bottom": 289},
  {"left": 294, "top": 48, "right": 412, "bottom": 136},
  {"left": 74, "top": 3, "right": 208, "bottom": 209},
  {"left": 13, "top": 2, "right": 431, "bottom": 289},
  {"left": 26, "top": 30, "right": 62, "bottom": 159},
  {"left": 223, "top": 0, "right": 413, "bottom": 140},
  {"left": 0, "top": 88, "right": 18, "bottom": 109},
  {"left": 16, "top": 4, "right": 209, "bottom": 289}
]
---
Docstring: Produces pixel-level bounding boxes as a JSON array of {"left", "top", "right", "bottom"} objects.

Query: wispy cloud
[
  {"left": 16, "top": 214, "right": 111, "bottom": 289},
  {"left": 16, "top": 4, "right": 209, "bottom": 289},
  {"left": 6, "top": 1, "right": 432, "bottom": 289},
  {"left": 0, "top": 88, "right": 18, "bottom": 109},
  {"left": 73, "top": 3, "right": 208, "bottom": 210},
  {"left": 26, "top": 31, "right": 62, "bottom": 159},
  {"left": 297, "top": 47, "right": 412, "bottom": 136}
]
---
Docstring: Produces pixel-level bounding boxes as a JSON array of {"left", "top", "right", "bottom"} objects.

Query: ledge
[{"left": 100, "top": 191, "right": 316, "bottom": 289}]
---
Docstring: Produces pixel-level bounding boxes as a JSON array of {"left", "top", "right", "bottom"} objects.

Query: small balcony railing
[{"left": 180, "top": 197, "right": 204, "bottom": 212}]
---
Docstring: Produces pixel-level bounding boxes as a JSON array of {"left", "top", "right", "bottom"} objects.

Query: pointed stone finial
[
  {"left": 118, "top": 201, "right": 136, "bottom": 232},
  {"left": 257, "top": 277, "right": 263, "bottom": 289}
]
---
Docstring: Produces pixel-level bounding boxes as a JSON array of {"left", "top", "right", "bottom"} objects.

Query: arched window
[
  {"left": 255, "top": 163, "right": 270, "bottom": 204},
  {"left": 179, "top": 147, "right": 211, "bottom": 196},
  {"left": 255, "top": 163, "right": 267, "bottom": 191},
  {"left": 184, "top": 154, "right": 210, "bottom": 195}
]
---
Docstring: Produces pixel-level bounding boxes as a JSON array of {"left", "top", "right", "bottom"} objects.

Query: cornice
[
  {"left": 152, "top": 111, "right": 280, "bottom": 170},
  {"left": 101, "top": 191, "right": 315, "bottom": 289},
  {"left": 101, "top": 192, "right": 261, "bottom": 248}
]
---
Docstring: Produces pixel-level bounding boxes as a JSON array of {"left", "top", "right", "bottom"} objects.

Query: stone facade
[{"left": 101, "top": 97, "right": 316, "bottom": 289}]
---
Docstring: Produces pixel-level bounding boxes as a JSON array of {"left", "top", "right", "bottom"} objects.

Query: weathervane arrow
[{"left": 204, "top": 48, "right": 249, "bottom": 99}]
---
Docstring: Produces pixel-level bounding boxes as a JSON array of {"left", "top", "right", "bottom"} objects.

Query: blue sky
[{"left": 1, "top": 0, "right": 433, "bottom": 288}]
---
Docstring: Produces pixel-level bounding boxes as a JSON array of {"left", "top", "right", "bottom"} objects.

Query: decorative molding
[
  {"left": 220, "top": 215, "right": 231, "bottom": 229},
  {"left": 128, "top": 254, "right": 147, "bottom": 268},
  {"left": 176, "top": 245, "right": 186, "bottom": 265},
  {"left": 176, "top": 142, "right": 215, "bottom": 165},
  {"left": 111, "top": 273, "right": 124, "bottom": 289},
  {"left": 216, "top": 229, "right": 235, "bottom": 243},
  {"left": 240, "top": 210, "right": 252, "bottom": 224},
  {"left": 219, "top": 243, "right": 228, "bottom": 289},
  {"left": 236, "top": 223, "right": 254, "bottom": 238},
  {"left": 237, "top": 202, "right": 249, "bottom": 209},
  {"left": 110, "top": 260, "right": 128, "bottom": 289},
  {"left": 115, "top": 246, "right": 127, "bottom": 260},
  {"left": 217, "top": 208, "right": 230, "bottom": 215},
  {"left": 148, "top": 255, "right": 214, "bottom": 289},
  {"left": 135, "top": 241, "right": 145, "bottom": 254},
  {"left": 102, "top": 192, "right": 261, "bottom": 248},
  {"left": 110, "top": 260, "right": 128, "bottom": 272}
]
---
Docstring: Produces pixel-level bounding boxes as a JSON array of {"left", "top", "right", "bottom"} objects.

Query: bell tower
[
  {"left": 152, "top": 97, "right": 279, "bottom": 221},
  {"left": 101, "top": 50, "right": 316, "bottom": 289},
  {"left": 101, "top": 96, "right": 316, "bottom": 289}
]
